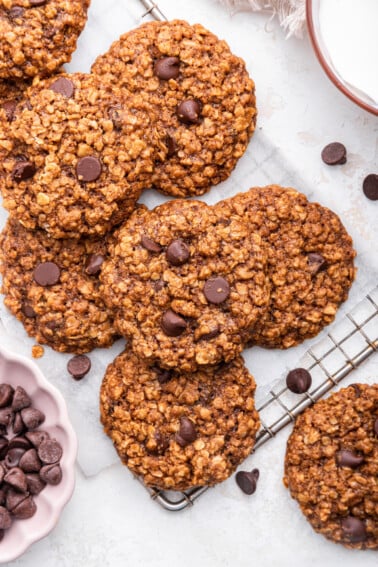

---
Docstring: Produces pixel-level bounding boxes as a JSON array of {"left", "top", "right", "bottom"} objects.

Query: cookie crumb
[{"left": 32, "top": 345, "right": 44, "bottom": 359}]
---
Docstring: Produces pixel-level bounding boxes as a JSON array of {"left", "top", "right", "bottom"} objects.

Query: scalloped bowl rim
[{"left": 0, "top": 345, "right": 78, "bottom": 563}]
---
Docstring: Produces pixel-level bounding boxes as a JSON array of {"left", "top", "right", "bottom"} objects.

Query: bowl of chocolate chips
[{"left": 0, "top": 345, "right": 77, "bottom": 562}]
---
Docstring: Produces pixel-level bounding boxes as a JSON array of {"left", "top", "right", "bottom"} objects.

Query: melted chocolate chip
[
  {"left": 286, "top": 368, "right": 312, "bottom": 394},
  {"left": 108, "top": 105, "right": 123, "bottom": 130},
  {"left": 165, "top": 134, "right": 178, "bottom": 157},
  {"left": 141, "top": 235, "right": 162, "bottom": 253},
  {"left": 336, "top": 449, "right": 365, "bottom": 468},
  {"left": 33, "top": 262, "right": 60, "bottom": 286},
  {"left": 21, "top": 302, "right": 37, "bottom": 318},
  {"left": 204, "top": 276, "right": 230, "bottom": 304},
  {"left": 154, "top": 57, "right": 180, "bottom": 80},
  {"left": 166, "top": 240, "right": 190, "bottom": 266},
  {"left": 2, "top": 100, "right": 17, "bottom": 121},
  {"left": 307, "top": 253, "right": 326, "bottom": 275},
  {"left": 50, "top": 77, "right": 75, "bottom": 98},
  {"left": 176, "top": 100, "right": 201, "bottom": 124},
  {"left": 12, "top": 161, "right": 36, "bottom": 182},
  {"left": 175, "top": 417, "right": 197, "bottom": 447},
  {"left": 76, "top": 156, "right": 102, "bottom": 182},
  {"left": 161, "top": 309, "right": 187, "bottom": 337},
  {"left": 85, "top": 254, "right": 105, "bottom": 276},
  {"left": 341, "top": 516, "right": 367, "bottom": 543}
]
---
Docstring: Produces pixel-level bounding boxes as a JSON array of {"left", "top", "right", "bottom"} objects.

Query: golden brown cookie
[
  {"left": 100, "top": 348, "right": 260, "bottom": 491},
  {"left": 284, "top": 384, "right": 378, "bottom": 550}
]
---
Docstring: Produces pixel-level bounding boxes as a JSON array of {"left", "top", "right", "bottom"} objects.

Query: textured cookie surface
[
  {"left": 100, "top": 348, "right": 260, "bottom": 491},
  {"left": 92, "top": 19, "right": 256, "bottom": 197},
  {"left": 284, "top": 384, "right": 378, "bottom": 550},
  {"left": 0, "top": 0, "right": 89, "bottom": 79},
  {"left": 0, "top": 217, "right": 117, "bottom": 353},
  {"left": 216, "top": 186, "right": 356, "bottom": 348},
  {"left": 0, "top": 73, "right": 160, "bottom": 238},
  {"left": 100, "top": 199, "right": 270, "bottom": 372}
]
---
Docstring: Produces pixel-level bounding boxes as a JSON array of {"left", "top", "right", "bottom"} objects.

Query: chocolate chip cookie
[
  {"left": 284, "top": 384, "right": 378, "bottom": 550},
  {"left": 0, "top": 73, "right": 162, "bottom": 238},
  {"left": 0, "top": 216, "right": 117, "bottom": 353},
  {"left": 100, "top": 199, "right": 270, "bottom": 372},
  {"left": 92, "top": 19, "right": 256, "bottom": 197},
  {"left": 0, "top": 1, "right": 90, "bottom": 80},
  {"left": 100, "top": 348, "right": 260, "bottom": 491},
  {"left": 216, "top": 186, "right": 356, "bottom": 348}
]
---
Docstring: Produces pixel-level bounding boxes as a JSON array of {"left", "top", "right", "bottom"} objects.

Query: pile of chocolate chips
[{"left": 0, "top": 383, "right": 63, "bottom": 542}]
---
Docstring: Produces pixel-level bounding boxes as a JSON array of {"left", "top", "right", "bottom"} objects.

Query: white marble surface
[{"left": 1, "top": 0, "right": 377, "bottom": 565}]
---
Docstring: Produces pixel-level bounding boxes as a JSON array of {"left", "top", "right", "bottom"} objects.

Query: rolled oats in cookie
[
  {"left": 100, "top": 348, "right": 260, "bottom": 491},
  {"left": 0, "top": 217, "right": 117, "bottom": 353},
  {"left": 100, "top": 199, "right": 270, "bottom": 372},
  {"left": 0, "top": 0, "right": 90, "bottom": 80},
  {"left": 284, "top": 384, "right": 378, "bottom": 550},
  {"left": 0, "top": 73, "right": 162, "bottom": 238},
  {"left": 92, "top": 19, "right": 257, "bottom": 198},
  {"left": 216, "top": 186, "right": 356, "bottom": 349}
]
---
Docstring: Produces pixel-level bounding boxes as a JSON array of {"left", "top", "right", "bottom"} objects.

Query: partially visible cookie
[
  {"left": 284, "top": 384, "right": 378, "bottom": 550},
  {"left": 0, "top": 1, "right": 90, "bottom": 79},
  {"left": 0, "top": 73, "right": 162, "bottom": 238},
  {"left": 216, "top": 186, "right": 356, "bottom": 348},
  {"left": 100, "top": 199, "right": 270, "bottom": 372},
  {"left": 100, "top": 348, "right": 260, "bottom": 491},
  {"left": 0, "top": 216, "right": 117, "bottom": 353},
  {"left": 92, "top": 19, "right": 256, "bottom": 197}
]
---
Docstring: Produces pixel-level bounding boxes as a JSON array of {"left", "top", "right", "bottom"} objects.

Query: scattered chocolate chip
[
  {"left": 0, "top": 507, "right": 12, "bottom": 530},
  {"left": 235, "top": 468, "right": 260, "bottom": 495},
  {"left": 0, "top": 384, "right": 14, "bottom": 408},
  {"left": 67, "top": 354, "right": 91, "bottom": 380},
  {"left": 12, "top": 496, "right": 36, "bottom": 520},
  {"left": 20, "top": 408, "right": 45, "bottom": 430},
  {"left": 38, "top": 439, "right": 63, "bottom": 464},
  {"left": 76, "top": 156, "right": 102, "bottom": 182},
  {"left": 165, "top": 134, "right": 178, "bottom": 157},
  {"left": 307, "top": 253, "right": 326, "bottom": 275},
  {"left": 141, "top": 235, "right": 162, "bottom": 253},
  {"left": 8, "top": 437, "right": 31, "bottom": 452},
  {"left": 19, "top": 449, "right": 41, "bottom": 473},
  {"left": 12, "top": 160, "right": 36, "bottom": 182},
  {"left": 175, "top": 417, "right": 197, "bottom": 447},
  {"left": 25, "top": 473, "right": 46, "bottom": 495},
  {"left": 286, "top": 368, "right": 312, "bottom": 394},
  {"left": 25, "top": 430, "right": 50, "bottom": 448},
  {"left": 341, "top": 516, "right": 367, "bottom": 543},
  {"left": 85, "top": 254, "right": 105, "bottom": 276},
  {"left": 375, "top": 418, "right": 378, "bottom": 436},
  {"left": 0, "top": 439, "right": 8, "bottom": 460},
  {"left": 166, "top": 239, "right": 190, "bottom": 266},
  {"left": 204, "top": 276, "right": 230, "bottom": 304},
  {"left": 154, "top": 56, "right": 180, "bottom": 80},
  {"left": 161, "top": 309, "right": 187, "bottom": 337},
  {"left": 5, "top": 448, "right": 25, "bottom": 469},
  {"left": 321, "top": 142, "right": 347, "bottom": 165},
  {"left": 108, "top": 105, "right": 123, "bottom": 130},
  {"left": 33, "top": 261, "right": 60, "bottom": 286},
  {"left": 8, "top": 7, "right": 24, "bottom": 18},
  {"left": 50, "top": 77, "right": 75, "bottom": 98},
  {"left": 4, "top": 467, "right": 27, "bottom": 493},
  {"left": 0, "top": 408, "right": 13, "bottom": 427},
  {"left": 11, "top": 386, "right": 31, "bottom": 412},
  {"left": 336, "top": 449, "right": 364, "bottom": 468},
  {"left": 176, "top": 100, "right": 201, "bottom": 124},
  {"left": 39, "top": 463, "right": 62, "bottom": 486},
  {"left": 362, "top": 174, "right": 378, "bottom": 201},
  {"left": 2, "top": 100, "right": 17, "bottom": 121},
  {"left": 21, "top": 302, "right": 37, "bottom": 318}
]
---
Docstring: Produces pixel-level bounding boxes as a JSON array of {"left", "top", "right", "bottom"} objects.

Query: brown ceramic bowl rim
[{"left": 306, "top": 0, "right": 378, "bottom": 117}]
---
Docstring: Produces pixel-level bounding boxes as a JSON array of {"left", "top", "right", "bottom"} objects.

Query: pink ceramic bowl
[{"left": 0, "top": 345, "right": 77, "bottom": 563}]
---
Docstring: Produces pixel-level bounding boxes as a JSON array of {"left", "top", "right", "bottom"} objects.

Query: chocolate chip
[
  {"left": 375, "top": 418, "right": 378, "bottom": 436},
  {"left": 4, "top": 467, "right": 27, "bottom": 493},
  {"left": 362, "top": 174, "right": 378, "bottom": 201},
  {"left": 67, "top": 354, "right": 91, "bottom": 380},
  {"left": 175, "top": 417, "right": 197, "bottom": 447},
  {"left": 235, "top": 469, "right": 260, "bottom": 495},
  {"left": 85, "top": 254, "right": 105, "bottom": 276},
  {"left": 203, "top": 276, "right": 230, "bottom": 304},
  {"left": 198, "top": 324, "right": 221, "bottom": 341},
  {"left": 19, "top": 449, "right": 41, "bottom": 473},
  {"left": 0, "top": 384, "right": 14, "bottom": 408},
  {"left": 151, "top": 431, "right": 169, "bottom": 455},
  {"left": 336, "top": 449, "right": 365, "bottom": 468},
  {"left": 12, "top": 160, "right": 36, "bottom": 182},
  {"left": 0, "top": 438, "right": 8, "bottom": 460},
  {"left": 0, "top": 507, "right": 12, "bottom": 530},
  {"left": 154, "top": 57, "right": 180, "bottom": 80},
  {"left": 50, "top": 77, "right": 75, "bottom": 98},
  {"left": 165, "top": 134, "right": 178, "bottom": 157},
  {"left": 76, "top": 156, "right": 102, "bottom": 182},
  {"left": 11, "top": 386, "right": 31, "bottom": 412},
  {"left": 141, "top": 235, "right": 162, "bottom": 253},
  {"left": 30, "top": 0, "right": 48, "bottom": 6},
  {"left": 25, "top": 430, "right": 49, "bottom": 448},
  {"left": 166, "top": 240, "right": 190, "bottom": 266},
  {"left": 176, "top": 100, "right": 201, "bottom": 124},
  {"left": 8, "top": 436, "right": 31, "bottom": 451},
  {"left": 20, "top": 408, "right": 45, "bottom": 430},
  {"left": 9, "top": 7, "right": 24, "bottom": 18},
  {"left": 0, "top": 407, "right": 13, "bottom": 427},
  {"left": 12, "top": 496, "right": 36, "bottom": 520},
  {"left": 307, "top": 253, "right": 326, "bottom": 275},
  {"left": 5, "top": 448, "right": 25, "bottom": 469},
  {"left": 286, "top": 368, "right": 312, "bottom": 394},
  {"left": 108, "top": 105, "right": 123, "bottom": 130},
  {"left": 321, "top": 142, "right": 347, "bottom": 165},
  {"left": 153, "top": 367, "right": 173, "bottom": 384},
  {"left": 25, "top": 473, "right": 46, "bottom": 495},
  {"left": 161, "top": 309, "right": 187, "bottom": 337},
  {"left": 5, "top": 489, "right": 27, "bottom": 512},
  {"left": 341, "top": 516, "right": 367, "bottom": 543},
  {"left": 38, "top": 439, "right": 63, "bottom": 464},
  {"left": 0, "top": 464, "right": 5, "bottom": 484},
  {"left": 39, "top": 463, "right": 62, "bottom": 485},
  {"left": 21, "top": 302, "right": 37, "bottom": 318},
  {"left": 2, "top": 100, "right": 17, "bottom": 121},
  {"left": 33, "top": 261, "right": 60, "bottom": 286}
]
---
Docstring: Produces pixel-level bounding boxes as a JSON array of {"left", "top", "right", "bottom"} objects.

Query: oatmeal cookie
[
  {"left": 0, "top": 216, "right": 117, "bottom": 353},
  {"left": 0, "top": 73, "right": 162, "bottom": 238},
  {"left": 0, "top": 0, "right": 90, "bottom": 80},
  {"left": 100, "top": 199, "right": 270, "bottom": 372},
  {"left": 216, "top": 186, "right": 356, "bottom": 348},
  {"left": 100, "top": 348, "right": 260, "bottom": 491},
  {"left": 92, "top": 19, "right": 256, "bottom": 197},
  {"left": 284, "top": 384, "right": 378, "bottom": 550}
]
